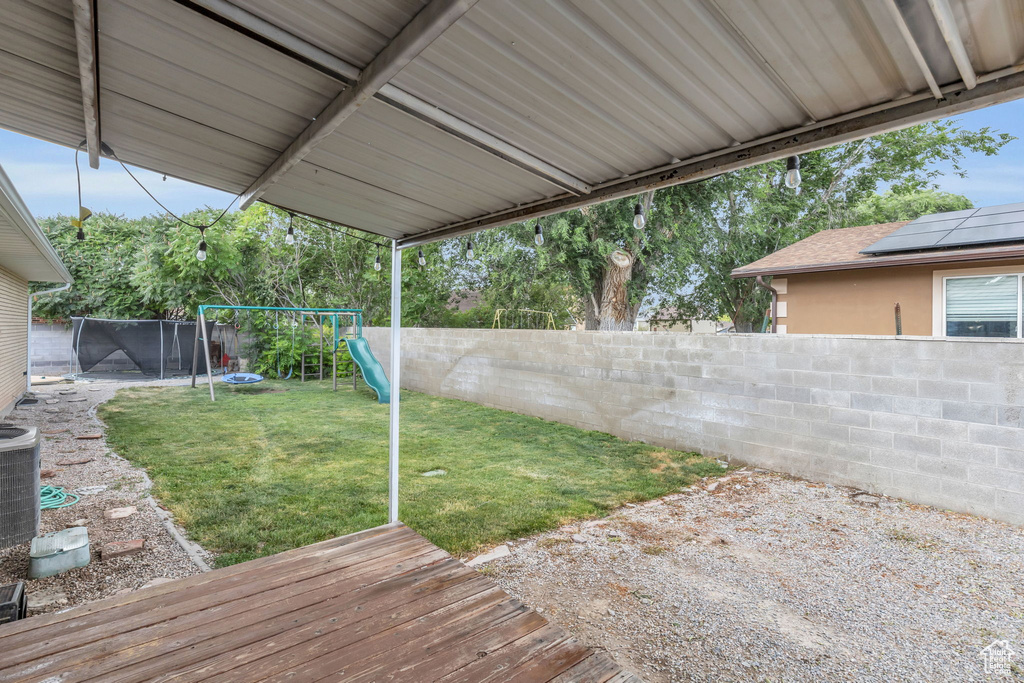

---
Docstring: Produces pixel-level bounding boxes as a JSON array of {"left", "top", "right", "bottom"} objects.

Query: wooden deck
[{"left": 0, "top": 523, "right": 637, "bottom": 682}]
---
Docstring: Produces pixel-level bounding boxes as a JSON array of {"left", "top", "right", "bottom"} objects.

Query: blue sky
[{"left": 2, "top": 99, "right": 1024, "bottom": 219}]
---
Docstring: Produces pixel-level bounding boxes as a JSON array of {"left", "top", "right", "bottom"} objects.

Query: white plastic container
[{"left": 29, "top": 527, "right": 90, "bottom": 578}]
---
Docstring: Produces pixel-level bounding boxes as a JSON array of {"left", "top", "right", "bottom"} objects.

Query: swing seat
[{"left": 222, "top": 372, "right": 264, "bottom": 385}]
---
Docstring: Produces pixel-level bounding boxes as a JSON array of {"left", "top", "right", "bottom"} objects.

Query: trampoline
[{"left": 222, "top": 372, "right": 264, "bottom": 385}]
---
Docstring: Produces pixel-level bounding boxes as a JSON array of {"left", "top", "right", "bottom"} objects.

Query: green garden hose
[{"left": 40, "top": 486, "right": 79, "bottom": 510}]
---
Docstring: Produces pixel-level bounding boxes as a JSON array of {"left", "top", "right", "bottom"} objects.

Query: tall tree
[
  {"left": 466, "top": 121, "right": 1009, "bottom": 332},
  {"left": 849, "top": 189, "right": 972, "bottom": 225},
  {"left": 664, "top": 120, "right": 1011, "bottom": 330}
]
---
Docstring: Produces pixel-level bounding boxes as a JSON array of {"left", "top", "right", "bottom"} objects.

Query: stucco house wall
[{"left": 776, "top": 258, "right": 1024, "bottom": 336}]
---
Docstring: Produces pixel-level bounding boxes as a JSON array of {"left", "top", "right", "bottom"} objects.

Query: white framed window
[{"left": 940, "top": 272, "right": 1023, "bottom": 338}]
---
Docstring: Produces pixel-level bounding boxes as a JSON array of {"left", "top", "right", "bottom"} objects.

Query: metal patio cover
[{"left": 3, "top": 0, "right": 1024, "bottom": 248}]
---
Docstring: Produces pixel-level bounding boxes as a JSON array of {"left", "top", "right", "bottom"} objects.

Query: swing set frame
[{"left": 191, "top": 305, "right": 363, "bottom": 401}]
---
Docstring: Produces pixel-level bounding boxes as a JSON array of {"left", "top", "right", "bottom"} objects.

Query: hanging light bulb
[
  {"left": 785, "top": 155, "right": 801, "bottom": 189},
  {"left": 196, "top": 226, "right": 207, "bottom": 262},
  {"left": 285, "top": 215, "right": 295, "bottom": 245},
  {"left": 633, "top": 202, "right": 646, "bottom": 230},
  {"left": 374, "top": 250, "right": 382, "bottom": 271},
  {"left": 534, "top": 222, "right": 544, "bottom": 246},
  {"left": 466, "top": 240, "right": 474, "bottom": 259},
  {"left": 418, "top": 248, "right": 426, "bottom": 266}
]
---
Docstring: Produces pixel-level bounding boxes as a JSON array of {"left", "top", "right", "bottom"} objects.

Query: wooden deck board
[{"left": 0, "top": 524, "right": 634, "bottom": 683}]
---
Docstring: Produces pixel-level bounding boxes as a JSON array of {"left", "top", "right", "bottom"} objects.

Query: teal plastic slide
[{"left": 345, "top": 336, "right": 390, "bottom": 404}]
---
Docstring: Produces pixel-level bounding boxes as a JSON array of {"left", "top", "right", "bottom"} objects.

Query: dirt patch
[
  {"left": 648, "top": 450, "right": 683, "bottom": 475},
  {"left": 490, "top": 470, "right": 1024, "bottom": 681}
]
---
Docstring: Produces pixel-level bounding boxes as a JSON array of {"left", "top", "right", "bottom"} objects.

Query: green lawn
[{"left": 100, "top": 380, "right": 723, "bottom": 567}]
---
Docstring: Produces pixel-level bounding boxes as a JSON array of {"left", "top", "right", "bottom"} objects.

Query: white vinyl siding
[
  {"left": 943, "top": 273, "right": 1022, "bottom": 338},
  {"left": 0, "top": 264, "right": 28, "bottom": 414}
]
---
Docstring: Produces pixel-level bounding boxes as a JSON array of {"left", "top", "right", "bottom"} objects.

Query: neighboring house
[
  {"left": 0, "top": 163, "right": 72, "bottom": 415},
  {"left": 732, "top": 203, "right": 1024, "bottom": 337}
]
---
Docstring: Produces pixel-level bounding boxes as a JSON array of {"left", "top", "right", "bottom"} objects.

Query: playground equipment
[
  {"left": 70, "top": 317, "right": 209, "bottom": 379},
  {"left": 346, "top": 336, "right": 389, "bottom": 404},
  {"left": 191, "top": 305, "right": 389, "bottom": 402},
  {"left": 491, "top": 308, "right": 556, "bottom": 330},
  {"left": 222, "top": 372, "right": 264, "bottom": 385}
]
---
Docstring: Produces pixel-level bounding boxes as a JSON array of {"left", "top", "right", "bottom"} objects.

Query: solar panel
[{"left": 861, "top": 201, "right": 1024, "bottom": 254}]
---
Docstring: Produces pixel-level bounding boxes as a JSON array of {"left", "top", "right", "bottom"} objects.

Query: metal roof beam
[
  {"left": 71, "top": 0, "right": 101, "bottom": 169},
  {"left": 239, "top": 0, "right": 480, "bottom": 210},
  {"left": 927, "top": 0, "right": 977, "bottom": 89},
  {"left": 883, "top": 0, "right": 943, "bottom": 99},
  {"left": 397, "top": 69, "right": 1024, "bottom": 249},
  {"left": 181, "top": 0, "right": 591, "bottom": 196}
]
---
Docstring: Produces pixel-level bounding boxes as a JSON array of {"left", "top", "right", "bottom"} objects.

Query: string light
[
  {"left": 466, "top": 239, "right": 474, "bottom": 259},
  {"left": 633, "top": 202, "right": 646, "bottom": 230},
  {"left": 785, "top": 155, "right": 801, "bottom": 189},
  {"left": 106, "top": 143, "right": 238, "bottom": 231},
  {"left": 534, "top": 222, "right": 544, "bottom": 246},
  {"left": 285, "top": 215, "right": 295, "bottom": 245},
  {"left": 374, "top": 246, "right": 382, "bottom": 271},
  {"left": 196, "top": 226, "right": 207, "bottom": 262},
  {"left": 418, "top": 248, "right": 426, "bottom": 266}
]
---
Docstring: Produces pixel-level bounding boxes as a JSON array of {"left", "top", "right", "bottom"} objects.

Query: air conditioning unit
[{"left": 0, "top": 425, "right": 40, "bottom": 549}]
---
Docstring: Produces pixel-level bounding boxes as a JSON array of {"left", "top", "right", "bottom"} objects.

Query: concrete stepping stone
[
  {"left": 102, "top": 539, "right": 145, "bottom": 560},
  {"left": 67, "top": 397, "right": 87, "bottom": 403},
  {"left": 103, "top": 506, "right": 138, "bottom": 520},
  {"left": 44, "top": 408, "right": 60, "bottom": 414},
  {"left": 27, "top": 588, "right": 68, "bottom": 610},
  {"left": 58, "top": 390, "right": 77, "bottom": 395},
  {"left": 74, "top": 485, "right": 107, "bottom": 496},
  {"left": 45, "top": 399, "right": 59, "bottom": 404},
  {"left": 465, "top": 544, "right": 510, "bottom": 567},
  {"left": 141, "top": 577, "right": 174, "bottom": 589},
  {"left": 56, "top": 457, "right": 93, "bottom": 466},
  {"left": 40, "top": 469, "right": 57, "bottom": 478}
]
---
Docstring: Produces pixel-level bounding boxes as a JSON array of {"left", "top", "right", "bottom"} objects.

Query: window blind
[{"left": 945, "top": 275, "right": 1019, "bottom": 322}]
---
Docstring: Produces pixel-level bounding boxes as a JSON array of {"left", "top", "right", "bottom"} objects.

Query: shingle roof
[{"left": 731, "top": 222, "right": 1024, "bottom": 278}]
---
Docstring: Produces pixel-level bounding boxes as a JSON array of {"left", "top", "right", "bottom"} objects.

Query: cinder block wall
[
  {"left": 364, "top": 328, "right": 1024, "bottom": 526},
  {"left": 31, "top": 322, "right": 74, "bottom": 373}
]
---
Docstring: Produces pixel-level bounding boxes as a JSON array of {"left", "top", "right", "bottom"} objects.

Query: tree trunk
[
  {"left": 598, "top": 250, "right": 635, "bottom": 331},
  {"left": 584, "top": 295, "right": 600, "bottom": 330}
]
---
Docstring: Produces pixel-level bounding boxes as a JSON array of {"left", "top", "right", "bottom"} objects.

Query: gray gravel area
[
  {"left": 0, "top": 378, "right": 210, "bottom": 615},
  {"left": 488, "top": 469, "right": 1024, "bottom": 682}
]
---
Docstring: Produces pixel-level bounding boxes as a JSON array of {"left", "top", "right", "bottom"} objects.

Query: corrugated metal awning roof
[
  {"left": 2, "top": 0, "right": 1024, "bottom": 248},
  {"left": 0, "top": 163, "right": 73, "bottom": 283}
]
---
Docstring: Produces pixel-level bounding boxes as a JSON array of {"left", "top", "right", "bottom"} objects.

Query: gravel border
[
  {"left": 0, "top": 378, "right": 211, "bottom": 615},
  {"left": 487, "top": 470, "right": 1024, "bottom": 682}
]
